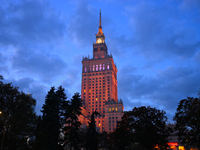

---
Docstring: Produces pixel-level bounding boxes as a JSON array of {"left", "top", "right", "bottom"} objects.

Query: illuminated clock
[{"left": 97, "top": 38, "right": 102, "bottom": 43}]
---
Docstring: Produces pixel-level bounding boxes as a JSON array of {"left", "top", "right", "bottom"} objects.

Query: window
[
  {"left": 115, "top": 107, "right": 118, "bottom": 111},
  {"left": 90, "top": 65, "right": 91, "bottom": 71},
  {"left": 84, "top": 66, "right": 87, "bottom": 72},
  {"left": 96, "top": 65, "right": 98, "bottom": 71},
  {"left": 93, "top": 65, "right": 95, "bottom": 71},
  {"left": 99, "top": 64, "right": 102, "bottom": 70},
  {"left": 103, "top": 64, "right": 105, "bottom": 70},
  {"left": 107, "top": 63, "right": 109, "bottom": 70},
  {"left": 109, "top": 108, "right": 111, "bottom": 112}
]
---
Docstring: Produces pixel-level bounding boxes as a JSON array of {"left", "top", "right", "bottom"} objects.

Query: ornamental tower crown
[{"left": 93, "top": 10, "right": 108, "bottom": 59}]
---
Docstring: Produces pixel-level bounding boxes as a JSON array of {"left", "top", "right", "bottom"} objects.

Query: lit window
[
  {"left": 84, "top": 90, "right": 86, "bottom": 92},
  {"left": 99, "top": 124, "right": 101, "bottom": 126},
  {"left": 96, "top": 65, "right": 98, "bottom": 71},
  {"left": 103, "top": 64, "right": 105, "bottom": 70},
  {"left": 115, "top": 107, "right": 118, "bottom": 111},
  {"left": 96, "top": 98, "right": 98, "bottom": 101},
  {"left": 112, "top": 107, "right": 114, "bottom": 111},
  {"left": 107, "top": 63, "right": 109, "bottom": 70},
  {"left": 109, "top": 108, "right": 111, "bottom": 112},
  {"left": 93, "top": 65, "right": 95, "bottom": 71},
  {"left": 99, "top": 64, "right": 102, "bottom": 70}
]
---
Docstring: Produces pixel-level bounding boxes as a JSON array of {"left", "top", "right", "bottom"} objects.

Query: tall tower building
[{"left": 80, "top": 11, "right": 123, "bottom": 133}]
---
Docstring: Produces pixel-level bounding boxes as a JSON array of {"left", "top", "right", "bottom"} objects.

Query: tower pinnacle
[{"left": 98, "top": 10, "right": 103, "bottom": 34}]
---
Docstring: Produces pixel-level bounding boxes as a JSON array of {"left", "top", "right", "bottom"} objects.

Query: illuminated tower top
[
  {"left": 93, "top": 10, "right": 107, "bottom": 59},
  {"left": 95, "top": 10, "right": 105, "bottom": 44}
]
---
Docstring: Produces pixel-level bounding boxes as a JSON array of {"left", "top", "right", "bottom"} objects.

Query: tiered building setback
[{"left": 80, "top": 11, "right": 124, "bottom": 133}]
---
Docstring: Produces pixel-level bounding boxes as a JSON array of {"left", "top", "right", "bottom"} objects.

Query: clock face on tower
[{"left": 97, "top": 38, "right": 102, "bottom": 43}]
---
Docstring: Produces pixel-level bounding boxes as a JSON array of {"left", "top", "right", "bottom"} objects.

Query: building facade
[{"left": 80, "top": 11, "right": 123, "bottom": 133}]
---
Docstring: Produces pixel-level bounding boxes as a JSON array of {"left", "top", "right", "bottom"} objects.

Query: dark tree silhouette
[
  {"left": 0, "top": 76, "right": 36, "bottom": 150},
  {"left": 174, "top": 96, "right": 200, "bottom": 149},
  {"left": 64, "top": 93, "right": 82, "bottom": 150},
  {"left": 113, "top": 106, "right": 169, "bottom": 150},
  {"left": 40, "top": 86, "right": 68, "bottom": 150},
  {"left": 86, "top": 111, "right": 100, "bottom": 150}
]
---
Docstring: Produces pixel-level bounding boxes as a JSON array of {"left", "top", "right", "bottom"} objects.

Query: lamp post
[{"left": 0, "top": 111, "right": 7, "bottom": 150}]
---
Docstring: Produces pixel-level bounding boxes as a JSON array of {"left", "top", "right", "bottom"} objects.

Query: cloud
[
  {"left": 67, "top": 0, "right": 97, "bottom": 47},
  {"left": 124, "top": 1, "right": 200, "bottom": 60},
  {"left": 0, "top": 0, "right": 66, "bottom": 47},
  {"left": 11, "top": 47, "right": 67, "bottom": 82},
  {"left": 118, "top": 65, "right": 200, "bottom": 121},
  {"left": 180, "top": 0, "right": 200, "bottom": 10},
  {"left": 0, "top": 0, "right": 67, "bottom": 82}
]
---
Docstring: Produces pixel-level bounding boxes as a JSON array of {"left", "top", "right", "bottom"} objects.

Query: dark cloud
[
  {"left": 180, "top": 0, "right": 200, "bottom": 10},
  {"left": 0, "top": 0, "right": 65, "bottom": 47},
  {"left": 0, "top": 0, "right": 67, "bottom": 82},
  {"left": 67, "top": 1, "right": 98, "bottom": 47},
  {"left": 11, "top": 48, "right": 67, "bottom": 82},
  {"left": 124, "top": 1, "right": 200, "bottom": 60},
  {"left": 118, "top": 65, "right": 200, "bottom": 121},
  {"left": 0, "top": 52, "right": 7, "bottom": 72},
  {"left": 194, "top": 52, "right": 200, "bottom": 64}
]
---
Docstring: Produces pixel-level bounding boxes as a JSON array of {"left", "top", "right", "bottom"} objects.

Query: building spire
[{"left": 98, "top": 10, "right": 103, "bottom": 34}]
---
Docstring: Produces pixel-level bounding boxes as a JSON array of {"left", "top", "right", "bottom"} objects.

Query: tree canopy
[
  {"left": 174, "top": 96, "right": 200, "bottom": 149},
  {"left": 38, "top": 86, "right": 68, "bottom": 150},
  {"left": 86, "top": 111, "right": 100, "bottom": 150},
  {"left": 114, "top": 106, "right": 169, "bottom": 150},
  {"left": 63, "top": 92, "right": 82, "bottom": 150},
  {"left": 0, "top": 76, "right": 37, "bottom": 150}
]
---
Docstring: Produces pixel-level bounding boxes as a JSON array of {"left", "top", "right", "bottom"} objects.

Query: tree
[
  {"left": 0, "top": 76, "right": 37, "bottom": 150},
  {"left": 63, "top": 93, "right": 82, "bottom": 150},
  {"left": 111, "top": 112, "right": 130, "bottom": 150},
  {"left": 114, "top": 106, "right": 169, "bottom": 150},
  {"left": 86, "top": 111, "right": 100, "bottom": 150},
  {"left": 173, "top": 96, "right": 200, "bottom": 149},
  {"left": 40, "top": 86, "right": 68, "bottom": 150}
]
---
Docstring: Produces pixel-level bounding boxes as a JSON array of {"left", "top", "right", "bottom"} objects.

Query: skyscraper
[{"left": 80, "top": 11, "right": 123, "bottom": 133}]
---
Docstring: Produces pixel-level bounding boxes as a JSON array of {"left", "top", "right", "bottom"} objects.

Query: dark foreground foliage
[{"left": 174, "top": 96, "right": 200, "bottom": 149}]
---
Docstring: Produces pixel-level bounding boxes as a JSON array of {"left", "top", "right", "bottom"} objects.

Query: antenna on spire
[
  {"left": 98, "top": 10, "right": 103, "bottom": 34},
  {"left": 99, "top": 10, "right": 102, "bottom": 28}
]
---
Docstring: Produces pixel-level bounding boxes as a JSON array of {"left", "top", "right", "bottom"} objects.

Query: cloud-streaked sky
[{"left": 1, "top": 0, "right": 200, "bottom": 122}]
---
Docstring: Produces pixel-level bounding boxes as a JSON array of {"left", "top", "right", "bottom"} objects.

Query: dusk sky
[{"left": 0, "top": 0, "right": 200, "bottom": 122}]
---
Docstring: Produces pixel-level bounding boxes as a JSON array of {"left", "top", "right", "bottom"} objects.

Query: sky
[{"left": 0, "top": 0, "right": 200, "bottom": 122}]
